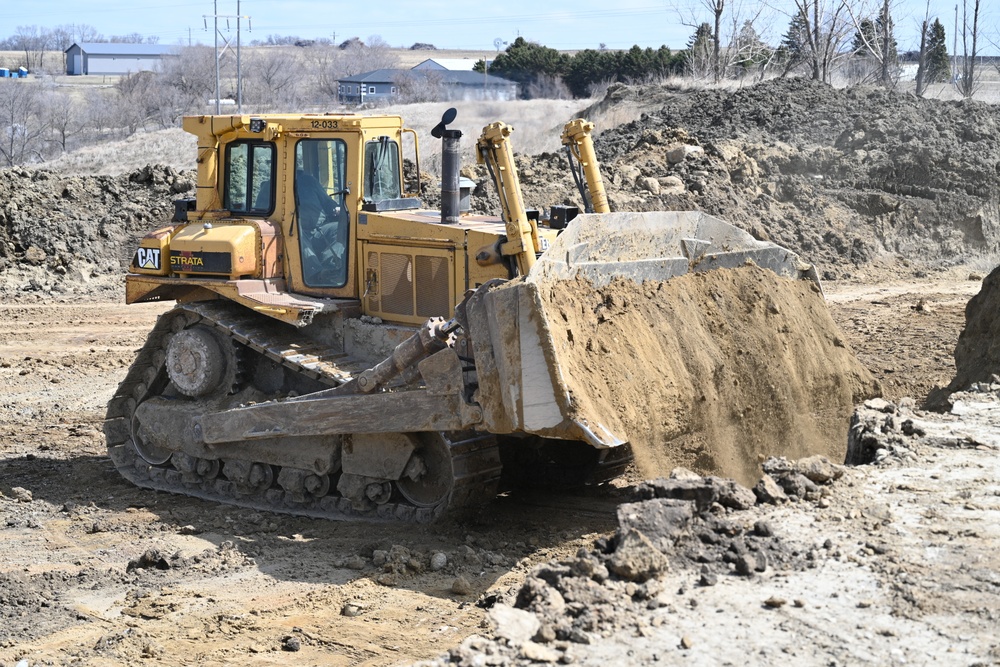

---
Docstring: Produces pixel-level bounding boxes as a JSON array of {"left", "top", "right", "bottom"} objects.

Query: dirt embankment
[
  {"left": 0, "top": 165, "right": 192, "bottom": 301},
  {"left": 590, "top": 79, "right": 1000, "bottom": 276},
  {"left": 541, "top": 266, "right": 880, "bottom": 486},
  {"left": 936, "top": 262, "right": 1000, "bottom": 399}
]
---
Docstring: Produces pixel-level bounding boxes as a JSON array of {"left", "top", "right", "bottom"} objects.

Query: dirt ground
[{"left": 0, "top": 272, "right": 992, "bottom": 667}]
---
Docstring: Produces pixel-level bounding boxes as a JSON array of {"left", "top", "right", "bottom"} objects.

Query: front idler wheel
[{"left": 396, "top": 433, "right": 454, "bottom": 508}]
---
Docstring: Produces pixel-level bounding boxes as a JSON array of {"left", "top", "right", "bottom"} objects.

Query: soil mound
[
  {"left": 467, "top": 78, "right": 1000, "bottom": 279},
  {"left": 540, "top": 266, "right": 880, "bottom": 485},
  {"left": 0, "top": 165, "right": 192, "bottom": 300},
  {"left": 939, "top": 263, "right": 1000, "bottom": 395},
  {"left": 590, "top": 79, "right": 1000, "bottom": 275}
]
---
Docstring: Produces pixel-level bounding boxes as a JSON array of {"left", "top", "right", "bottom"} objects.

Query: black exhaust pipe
[{"left": 432, "top": 108, "right": 462, "bottom": 225}]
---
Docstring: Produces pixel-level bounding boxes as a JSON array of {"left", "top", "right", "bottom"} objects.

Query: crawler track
[{"left": 103, "top": 302, "right": 502, "bottom": 522}]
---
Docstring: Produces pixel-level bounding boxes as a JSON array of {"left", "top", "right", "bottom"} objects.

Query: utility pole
[{"left": 204, "top": 0, "right": 252, "bottom": 114}]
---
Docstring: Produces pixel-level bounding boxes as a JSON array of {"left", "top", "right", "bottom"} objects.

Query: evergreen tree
[
  {"left": 875, "top": 5, "right": 898, "bottom": 67},
  {"left": 778, "top": 12, "right": 809, "bottom": 76},
  {"left": 925, "top": 18, "right": 950, "bottom": 83},
  {"left": 852, "top": 18, "right": 877, "bottom": 55},
  {"left": 484, "top": 37, "right": 570, "bottom": 98},
  {"left": 685, "top": 22, "right": 713, "bottom": 77}
]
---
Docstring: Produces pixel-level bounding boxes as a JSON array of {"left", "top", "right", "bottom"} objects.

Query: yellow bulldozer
[{"left": 105, "top": 108, "right": 861, "bottom": 522}]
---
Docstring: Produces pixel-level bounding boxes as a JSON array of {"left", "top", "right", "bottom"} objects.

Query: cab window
[
  {"left": 295, "top": 139, "right": 349, "bottom": 288},
  {"left": 364, "top": 137, "right": 401, "bottom": 203},
  {"left": 224, "top": 141, "right": 275, "bottom": 215}
]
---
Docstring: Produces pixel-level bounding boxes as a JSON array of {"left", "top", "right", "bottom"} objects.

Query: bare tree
[
  {"left": 725, "top": 14, "right": 775, "bottom": 81},
  {"left": 846, "top": 0, "right": 900, "bottom": 87},
  {"left": 0, "top": 81, "right": 49, "bottom": 166},
  {"left": 674, "top": 0, "right": 772, "bottom": 82},
  {"left": 787, "top": 0, "right": 854, "bottom": 83},
  {"left": 309, "top": 45, "right": 345, "bottom": 98},
  {"left": 393, "top": 71, "right": 445, "bottom": 103},
  {"left": 81, "top": 88, "right": 116, "bottom": 137},
  {"left": 339, "top": 35, "right": 400, "bottom": 77},
  {"left": 159, "top": 46, "right": 218, "bottom": 108},
  {"left": 954, "top": 0, "right": 981, "bottom": 98},
  {"left": 11, "top": 25, "right": 53, "bottom": 71},
  {"left": 243, "top": 49, "right": 302, "bottom": 109},
  {"left": 685, "top": 22, "right": 715, "bottom": 80},
  {"left": 113, "top": 71, "right": 163, "bottom": 135},
  {"left": 42, "top": 89, "right": 80, "bottom": 153},
  {"left": 672, "top": 0, "right": 725, "bottom": 81},
  {"left": 914, "top": 1, "right": 932, "bottom": 97}
]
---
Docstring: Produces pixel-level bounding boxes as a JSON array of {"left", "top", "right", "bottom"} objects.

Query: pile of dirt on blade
[
  {"left": 934, "top": 264, "right": 1000, "bottom": 399},
  {"left": 539, "top": 266, "right": 880, "bottom": 486}
]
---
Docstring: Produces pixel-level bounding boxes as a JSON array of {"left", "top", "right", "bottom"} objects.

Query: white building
[{"left": 64, "top": 43, "right": 180, "bottom": 76}]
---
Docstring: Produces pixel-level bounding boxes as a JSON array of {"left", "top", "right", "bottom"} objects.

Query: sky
[{"left": 8, "top": 0, "right": 1000, "bottom": 55}]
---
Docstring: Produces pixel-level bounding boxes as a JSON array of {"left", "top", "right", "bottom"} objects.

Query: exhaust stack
[{"left": 431, "top": 108, "right": 462, "bottom": 224}]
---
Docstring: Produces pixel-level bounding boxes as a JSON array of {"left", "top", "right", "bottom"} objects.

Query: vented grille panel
[
  {"left": 380, "top": 253, "right": 414, "bottom": 316},
  {"left": 415, "top": 255, "right": 450, "bottom": 317},
  {"left": 367, "top": 251, "right": 380, "bottom": 312}
]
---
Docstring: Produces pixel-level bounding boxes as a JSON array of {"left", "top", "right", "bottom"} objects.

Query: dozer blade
[
  {"left": 466, "top": 211, "right": 877, "bottom": 485},
  {"left": 529, "top": 210, "right": 820, "bottom": 289}
]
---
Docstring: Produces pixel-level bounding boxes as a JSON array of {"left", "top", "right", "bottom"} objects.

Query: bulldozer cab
[{"left": 170, "top": 114, "right": 415, "bottom": 302}]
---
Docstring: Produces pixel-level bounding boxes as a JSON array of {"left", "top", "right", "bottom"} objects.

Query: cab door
[{"left": 286, "top": 137, "right": 357, "bottom": 298}]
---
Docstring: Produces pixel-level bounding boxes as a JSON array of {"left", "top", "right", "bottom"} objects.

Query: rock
[
  {"left": 451, "top": 575, "right": 473, "bottom": 596},
  {"left": 634, "top": 477, "right": 755, "bottom": 512},
  {"left": 617, "top": 499, "right": 693, "bottom": 551},
  {"left": 864, "top": 397, "right": 896, "bottom": 413},
  {"left": 776, "top": 472, "right": 819, "bottom": 499},
  {"left": 658, "top": 175, "right": 686, "bottom": 194},
  {"left": 341, "top": 602, "right": 363, "bottom": 617},
  {"left": 680, "top": 635, "right": 694, "bottom": 649},
  {"left": 607, "top": 528, "right": 670, "bottom": 582},
  {"left": 372, "top": 549, "right": 388, "bottom": 567},
  {"left": 430, "top": 552, "right": 448, "bottom": 571},
  {"left": 516, "top": 576, "right": 566, "bottom": 614},
  {"left": 795, "top": 455, "right": 844, "bottom": 484},
  {"left": 376, "top": 573, "right": 398, "bottom": 586},
  {"left": 534, "top": 623, "right": 557, "bottom": 643},
  {"left": 761, "top": 456, "right": 794, "bottom": 476},
  {"left": 343, "top": 555, "right": 366, "bottom": 570},
  {"left": 669, "top": 467, "right": 701, "bottom": 480},
  {"left": 753, "top": 520, "right": 774, "bottom": 537},
  {"left": 521, "top": 640, "right": 561, "bottom": 662},
  {"left": 11, "top": 487, "right": 32, "bottom": 503},
  {"left": 24, "top": 246, "right": 46, "bottom": 265},
  {"left": 753, "top": 474, "right": 788, "bottom": 504},
  {"left": 764, "top": 596, "right": 787, "bottom": 608},
  {"left": 126, "top": 549, "right": 171, "bottom": 572},
  {"left": 666, "top": 144, "right": 705, "bottom": 164},
  {"left": 638, "top": 176, "right": 661, "bottom": 195},
  {"left": 489, "top": 603, "right": 541, "bottom": 645},
  {"left": 282, "top": 635, "right": 301, "bottom": 651},
  {"left": 735, "top": 553, "right": 760, "bottom": 576}
]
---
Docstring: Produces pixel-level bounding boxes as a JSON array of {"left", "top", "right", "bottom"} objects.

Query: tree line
[{"left": 474, "top": 0, "right": 984, "bottom": 99}]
